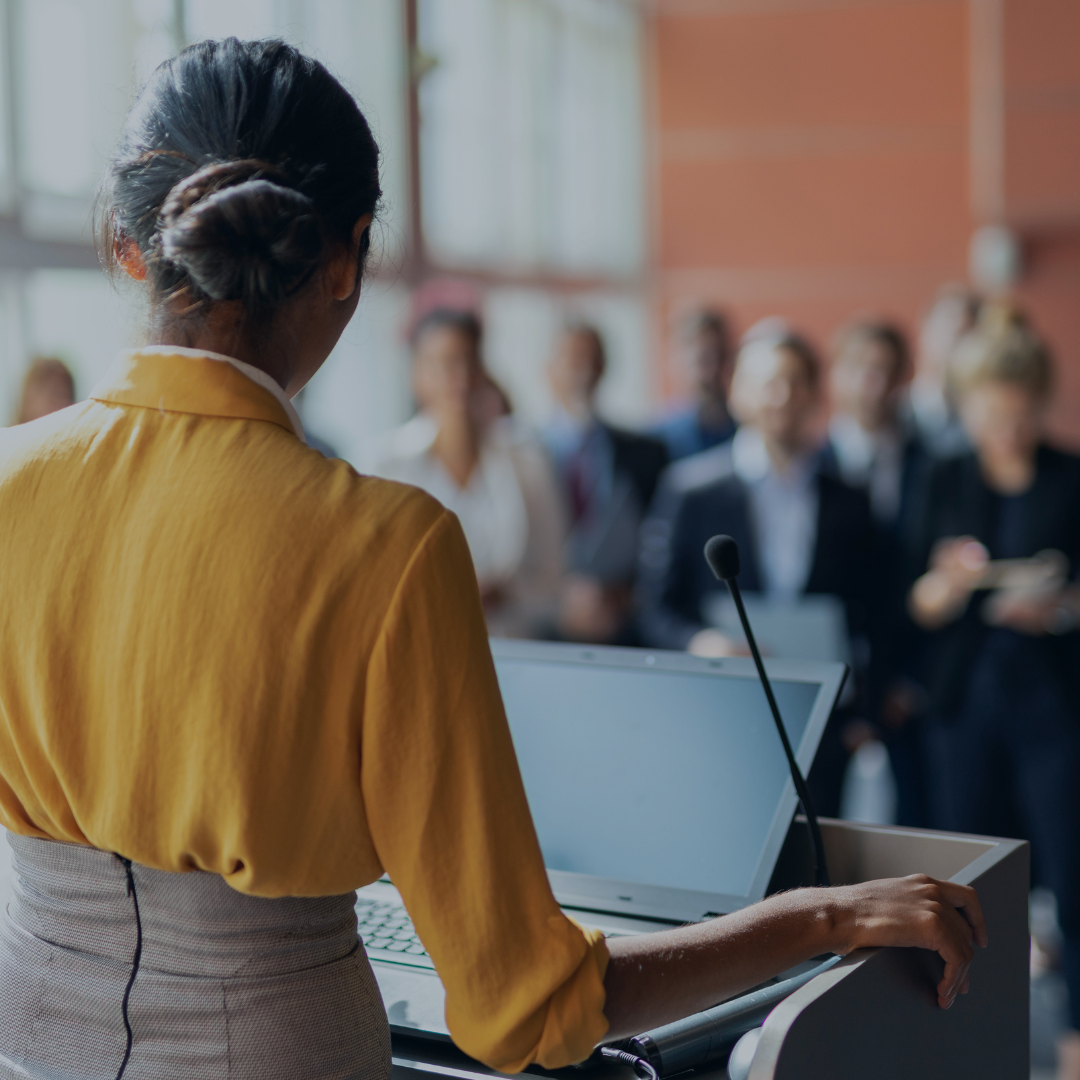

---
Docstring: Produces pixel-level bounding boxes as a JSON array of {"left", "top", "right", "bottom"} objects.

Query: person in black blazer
[
  {"left": 638, "top": 327, "right": 877, "bottom": 815},
  {"left": 908, "top": 310, "right": 1080, "bottom": 1075},
  {"left": 820, "top": 319, "right": 933, "bottom": 826},
  {"left": 543, "top": 323, "right": 668, "bottom": 643}
]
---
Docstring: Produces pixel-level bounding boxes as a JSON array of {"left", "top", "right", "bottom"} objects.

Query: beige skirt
[{"left": 0, "top": 833, "right": 391, "bottom": 1080}]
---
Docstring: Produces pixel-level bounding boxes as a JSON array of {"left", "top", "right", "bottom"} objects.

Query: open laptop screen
[{"left": 491, "top": 641, "right": 843, "bottom": 919}]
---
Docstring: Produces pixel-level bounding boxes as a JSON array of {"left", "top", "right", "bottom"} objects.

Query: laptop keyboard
[
  {"left": 356, "top": 897, "right": 435, "bottom": 969},
  {"left": 357, "top": 890, "right": 634, "bottom": 972}
]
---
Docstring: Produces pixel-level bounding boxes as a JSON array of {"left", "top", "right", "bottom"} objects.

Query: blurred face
[
  {"left": 831, "top": 335, "right": 903, "bottom": 432},
  {"left": 960, "top": 380, "right": 1044, "bottom": 467},
  {"left": 548, "top": 330, "right": 604, "bottom": 416},
  {"left": 685, "top": 328, "right": 731, "bottom": 400},
  {"left": 411, "top": 326, "right": 481, "bottom": 419},
  {"left": 730, "top": 342, "right": 817, "bottom": 446},
  {"left": 20, "top": 376, "right": 74, "bottom": 423}
]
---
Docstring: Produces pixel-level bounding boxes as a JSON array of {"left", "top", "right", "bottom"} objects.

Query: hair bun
[{"left": 159, "top": 161, "right": 323, "bottom": 311}]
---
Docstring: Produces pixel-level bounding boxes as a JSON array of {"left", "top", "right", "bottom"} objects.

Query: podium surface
[{"left": 391, "top": 818, "right": 1029, "bottom": 1080}]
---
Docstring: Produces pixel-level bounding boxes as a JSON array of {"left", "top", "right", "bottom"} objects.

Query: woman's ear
[
  {"left": 115, "top": 235, "right": 147, "bottom": 281},
  {"left": 329, "top": 213, "right": 374, "bottom": 302}
]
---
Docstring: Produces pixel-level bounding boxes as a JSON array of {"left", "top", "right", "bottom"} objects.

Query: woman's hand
[
  {"left": 826, "top": 874, "right": 988, "bottom": 1008},
  {"left": 687, "top": 627, "right": 750, "bottom": 658},
  {"left": 603, "top": 873, "right": 987, "bottom": 1040},
  {"left": 984, "top": 585, "right": 1080, "bottom": 636},
  {"left": 909, "top": 537, "right": 989, "bottom": 629},
  {"left": 557, "top": 577, "right": 630, "bottom": 643}
]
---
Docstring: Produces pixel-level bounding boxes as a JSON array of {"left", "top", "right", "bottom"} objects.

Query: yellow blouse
[{"left": 0, "top": 349, "right": 609, "bottom": 1071}]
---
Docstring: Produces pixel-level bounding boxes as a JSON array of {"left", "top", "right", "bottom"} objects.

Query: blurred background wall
[
  {"left": 0, "top": 0, "right": 1077, "bottom": 451},
  {"left": 650, "top": 0, "right": 1080, "bottom": 442}
]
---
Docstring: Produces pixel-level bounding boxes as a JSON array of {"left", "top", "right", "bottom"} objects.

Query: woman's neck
[
  {"left": 149, "top": 305, "right": 294, "bottom": 391},
  {"left": 980, "top": 448, "right": 1037, "bottom": 495},
  {"left": 432, "top": 410, "right": 481, "bottom": 489}
]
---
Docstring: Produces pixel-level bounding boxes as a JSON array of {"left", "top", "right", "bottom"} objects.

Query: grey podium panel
[{"left": 748, "top": 820, "right": 1029, "bottom": 1080}]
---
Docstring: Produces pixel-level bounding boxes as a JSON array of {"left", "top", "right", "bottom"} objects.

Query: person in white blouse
[{"left": 372, "top": 309, "right": 565, "bottom": 638}]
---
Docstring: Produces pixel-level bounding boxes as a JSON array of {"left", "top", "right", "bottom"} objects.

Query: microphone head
[{"left": 704, "top": 534, "right": 740, "bottom": 581}]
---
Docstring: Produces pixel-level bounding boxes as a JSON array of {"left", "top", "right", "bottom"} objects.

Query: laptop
[
  {"left": 359, "top": 639, "right": 846, "bottom": 1040},
  {"left": 702, "top": 592, "right": 852, "bottom": 666}
]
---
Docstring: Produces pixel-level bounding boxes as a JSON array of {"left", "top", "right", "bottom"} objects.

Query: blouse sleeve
[{"left": 360, "top": 510, "right": 610, "bottom": 1071}]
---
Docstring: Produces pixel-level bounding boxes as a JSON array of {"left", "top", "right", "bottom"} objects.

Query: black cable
[
  {"left": 600, "top": 1045, "right": 660, "bottom": 1080},
  {"left": 114, "top": 855, "right": 143, "bottom": 1080}
]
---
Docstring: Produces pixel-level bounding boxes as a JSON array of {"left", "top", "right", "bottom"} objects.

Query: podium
[{"left": 391, "top": 817, "right": 1030, "bottom": 1080}]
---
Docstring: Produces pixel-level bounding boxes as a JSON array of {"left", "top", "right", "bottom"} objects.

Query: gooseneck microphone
[{"left": 703, "top": 535, "right": 830, "bottom": 888}]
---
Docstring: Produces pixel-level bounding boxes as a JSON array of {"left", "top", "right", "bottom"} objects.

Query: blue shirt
[{"left": 651, "top": 405, "right": 735, "bottom": 462}]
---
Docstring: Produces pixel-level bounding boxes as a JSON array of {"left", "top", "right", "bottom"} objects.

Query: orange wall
[{"left": 650, "top": 0, "right": 1080, "bottom": 442}]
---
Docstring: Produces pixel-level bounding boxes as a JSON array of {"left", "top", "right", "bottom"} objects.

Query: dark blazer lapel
[
  {"left": 726, "top": 477, "right": 764, "bottom": 592},
  {"left": 804, "top": 474, "right": 830, "bottom": 593},
  {"left": 962, "top": 453, "right": 996, "bottom": 549}
]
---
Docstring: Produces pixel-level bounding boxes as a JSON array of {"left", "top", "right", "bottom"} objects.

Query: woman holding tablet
[{"left": 0, "top": 38, "right": 984, "bottom": 1079}]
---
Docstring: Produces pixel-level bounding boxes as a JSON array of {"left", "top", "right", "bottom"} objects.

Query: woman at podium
[{"left": 0, "top": 36, "right": 986, "bottom": 1079}]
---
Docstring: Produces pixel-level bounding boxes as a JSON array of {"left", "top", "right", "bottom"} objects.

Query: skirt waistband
[
  {"left": 5, "top": 833, "right": 360, "bottom": 979},
  {"left": 0, "top": 834, "right": 390, "bottom": 1079}
]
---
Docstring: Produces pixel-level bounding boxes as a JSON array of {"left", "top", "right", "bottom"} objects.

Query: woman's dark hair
[
  {"left": 101, "top": 38, "right": 381, "bottom": 318},
  {"left": 410, "top": 308, "right": 483, "bottom": 351}
]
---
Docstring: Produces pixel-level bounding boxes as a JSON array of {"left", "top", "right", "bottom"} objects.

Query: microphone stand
[{"left": 705, "top": 535, "right": 830, "bottom": 888}]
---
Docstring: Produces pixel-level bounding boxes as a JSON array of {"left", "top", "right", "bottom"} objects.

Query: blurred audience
[
  {"left": 651, "top": 309, "right": 736, "bottom": 461},
  {"left": 907, "top": 307, "right": 1080, "bottom": 1075},
  {"left": 16, "top": 357, "right": 75, "bottom": 424},
  {"left": 373, "top": 309, "right": 564, "bottom": 638},
  {"left": 637, "top": 326, "right": 877, "bottom": 815},
  {"left": 639, "top": 328, "right": 874, "bottom": 648},
  {"left": 823, "top": 319, "right": 930, "bottom": 826},
  {"left": 906, "top": 285, "right": 980, "bottom": 458},
  {"left": 824, "top": 320, "right": 924, "bottom": 533},
  {"left": 543, "top": 324, "right": 668, "bottom": 644}
]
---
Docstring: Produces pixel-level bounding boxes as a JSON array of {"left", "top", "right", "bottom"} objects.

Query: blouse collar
[{"left": 90, "top": 346, "right": 306, "bottom": 444}]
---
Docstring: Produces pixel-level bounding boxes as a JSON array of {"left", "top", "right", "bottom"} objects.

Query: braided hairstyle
[{"left": 101, "top": 38, "right": 381, "bottom": 318}]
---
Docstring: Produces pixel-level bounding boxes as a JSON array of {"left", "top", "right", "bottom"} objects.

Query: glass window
[
  {"left": 418, "top": 0, "right": 644, "bottom": 278},
  {"left": 23, "top": 270, "right": 134, "bottom": 399},
  {"left": 18, "top": 0, "right": 95, "bottom": 197},
  {"left": 184, "top": 0, "right": 277, "bottom": 42}
]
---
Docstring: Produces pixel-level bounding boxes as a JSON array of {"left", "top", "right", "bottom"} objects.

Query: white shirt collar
[
  {"left": 132, "top": 345, "right": 306, "bottom": 444},
  {"left": 828, "top": 414, "right": 897, "bottom": 475},
  {"left": 731, "top": 425, "right": 814, "bottom": 489}
]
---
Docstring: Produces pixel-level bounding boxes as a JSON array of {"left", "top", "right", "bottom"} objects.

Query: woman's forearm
[
  {"left": 602, "top": 888, "right": 835, "bottom": 1039},
  {"left": 602, "top": 875, "right": 987, "bottom": 1041}
]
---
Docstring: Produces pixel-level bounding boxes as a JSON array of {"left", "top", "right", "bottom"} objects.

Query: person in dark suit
[
  {"left": 822, "top": 320, "right": 927, "bottom": 538},
  {"left": 650, "top": 309, "right": 736, "bottom": 461},
  {"left": 907, "top": 309, "right": 1080, "bottom": 1078},
  {"left": 821, "top": 319, "right": 932, "bottom": 826},
  {"left": 543, "top": 323, "right": 668, "bottom": 644},
  {"left": 638, "top": 327, "right": 877, "bottom": 815}
]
